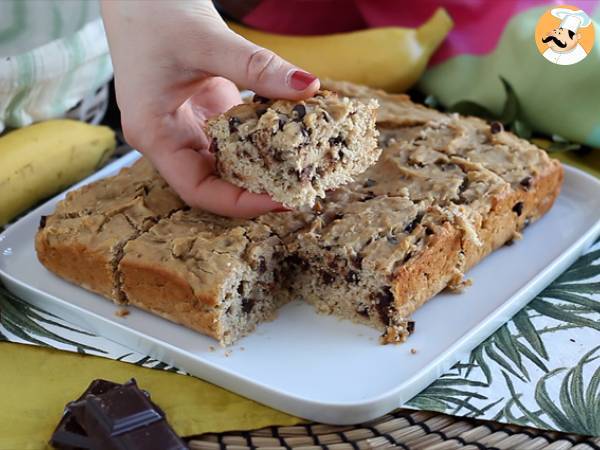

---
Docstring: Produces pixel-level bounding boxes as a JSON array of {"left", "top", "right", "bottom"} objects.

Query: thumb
[{"left": 207, "top": 28, "right": 320, "bottom": 100}]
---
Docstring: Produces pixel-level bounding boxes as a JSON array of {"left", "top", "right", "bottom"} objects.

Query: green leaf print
[{"left": 0, "top": 282, "right": 106, "bottom": 354}]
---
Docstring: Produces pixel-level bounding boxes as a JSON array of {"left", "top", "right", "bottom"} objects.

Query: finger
[
  {"left": 200, "top": 28, "right": 320, "bottom": 100},
  {"left": 190, "top": 76, "right": 243, "bottom": 118},
  {"left": 149, "top": 147, "right": 285, "bottom": 218}
]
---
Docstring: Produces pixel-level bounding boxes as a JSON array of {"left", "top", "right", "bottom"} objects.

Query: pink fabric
[
  {"left": 356, "top": 0, "right": 598, "bottom": 64},
  {"left": 239, "top": 0, "right": 599, "bottom": 65},
  {"left": 243, "top": 0, "right": 366, "bottom": 35}
]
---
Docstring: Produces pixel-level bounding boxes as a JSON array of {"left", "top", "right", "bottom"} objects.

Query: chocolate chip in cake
[
  {"left": 277, "top": 116, "right": 286, "bottom": 131},
  {"left": 322, "top": 271, "right": 335, "bottom": 284},
  {"left": 253, "top": 94, "right": 270, "bottom": 104},
  {"left": 520, "top": 176, "right": 533, "bottom": 190},
  {"left": 361, "top": 191, "right": 376, "bottom": 202},
  {"left": 402, "top": 251, "right": 413, "bottom": 264},
  {"left": 208, "top": 139, "right": 219, "bottom": 153},
  {"left": 334, "top": 213, "right": 344, "bottom": 221},
  {"left": 425, "top": 227, "right": 434, "bottom": 236},
  {"left": 321, "top": 111, "right": 331, "bottom": 123},
  {"left": 346, "top": 271, "right": 360, "bottom": 284},
  {"left": 374, "top": 287, "right": 394, "bottom": 325},
  {"left": 258, "top": 256, "right": 267, "bottom": 274},
  {"left": 256, "top": 108, "right": 267, "bottom": 118},
  {"left": 292, "top": 104, "right": 306, "bottom": 121},
  {"left": 228, "top": 117, "right": 241, "bottom": 133},
  {"left": 356, "top": 307, "right": 369, "bottom": 318},
  {"left": 329, "top": 135, "right": 344, "bottom": 146},
  {"left": 363, "top": 179, "right": 377, "bottom": 188},
  {"left": 273, "top": 150, "right": 286, "bottom": 162},
  {"left": 297, "top": 165, "right": 314, "bottom": 182},
  {"left": 241, "top": 298, "right": 255, "bottom": 314},
  {"left": 512, "top": 201, "right": 524, "bottom": 216},
  {"left": 387, "top": 234, "right": 399, "bottom": 245},
  {"left": 352, "top": 255, "right": 363, "bottom": 269},
  {"left": 407, "top": 320, "right": 415, "bottom": 335},
  {"left": 490, "top": 121, "right": 504, "bottom": 134},
  {"left": 39, "top": 215, "right": 47, "bottom": 229},
  {"left": 404, "top": 213, "right": 423, "bottom": 233}
]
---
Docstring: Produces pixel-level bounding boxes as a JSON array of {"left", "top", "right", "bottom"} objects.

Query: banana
[
  {"left": 0, "top": 120, "right": 115, "bottom": 225},
  {"left": 229, "top": 8, "right": 453, "bottom": 93}
]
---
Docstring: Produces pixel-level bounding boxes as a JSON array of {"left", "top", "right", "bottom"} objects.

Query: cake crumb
[
  {"left": 115, "top": 308, "right": 130, "bottom": 318},
  {"left": 208, "top": 346, "right": 215, "bottom": 352},
  {"left": 240, "top": 347, "right": 245, "bottom": 351},
  {"left": 224, "top": 350, "right": 232, "bottom": 357},
  {"left": 410, "top": 348, "right": 417, "bottom": 354}
]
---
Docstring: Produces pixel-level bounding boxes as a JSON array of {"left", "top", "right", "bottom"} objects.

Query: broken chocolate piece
[
  {"left": 57, "top": 379, "right": 187, "bottom": 450},
  {"left": 406, "top": 321, "right": 415, "bottom": 335},
  {"left": 39, "top": 215, "right": 48, "bottom": 229}
]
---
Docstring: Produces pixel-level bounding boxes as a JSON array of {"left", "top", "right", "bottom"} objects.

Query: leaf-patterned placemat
[{"left": 1, "top": 238, "right": 599, "bottom": 435}]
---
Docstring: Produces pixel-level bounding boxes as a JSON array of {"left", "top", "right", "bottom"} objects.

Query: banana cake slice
[{"left": 206, "top": 91, "right": 380, "bottom": 208}]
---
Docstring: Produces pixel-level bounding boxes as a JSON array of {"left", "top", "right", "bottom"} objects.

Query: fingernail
[{"left": 289, "top": 70, "right": 317, "bottom": 91}]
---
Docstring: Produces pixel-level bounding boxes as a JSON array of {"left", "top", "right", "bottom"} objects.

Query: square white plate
[{"left": 1, "top": 152, "right": 599, "bottom": 424}]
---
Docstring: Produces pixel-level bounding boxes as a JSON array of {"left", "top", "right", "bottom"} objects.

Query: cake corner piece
[{"left": 207, "top": 90, "right": 381, "bottom": 208}]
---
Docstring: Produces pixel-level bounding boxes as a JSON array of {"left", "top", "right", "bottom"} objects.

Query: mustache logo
[{"left": 542, "top": 35, "right": 567, "bottom": 48}]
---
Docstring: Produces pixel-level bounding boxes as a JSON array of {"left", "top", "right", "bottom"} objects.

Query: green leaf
[
  {"left": 565, "top": 248, "right": 600, "bottom": 272},
  {"left": 541, "top": 290, "right": 600, "bottom": 314},
  {"left": 512, "top": 120, "right": 532, "bottom": 139},
  {"left": 513, "top": 309, "right": 548, "bottom": 360},
  {"left": 553, "top": 264, "right": 600, "bottom": 284},
  {"left": 485, "top": 342, "right": 528, "bottom": 382},
  {"left": 406, "top": 395, "right": 449, "bottom": 412},
  {"left": 420, "top": 387, "right": 488, "bottom": 400},
  {"left": 499, "top": 77, "right": 519, "bottom": 124},
  {"left": 448, "top": 101, "right": 496, "bottom": 120},
  {"left": 0, "top": 296, "right": 105, "bottom": 353},
  {"left": 427, "top": 378, "right": 489, "bottom": 388},
  {"left": 529, "top": 299, "right": 600, "bottom": 331},
  {"left": 502, "top": 371, "right": 553, "bottom": 429},
  {"left": 469, "top": 397, "right": 505, "bottom": 419},
  {"left": 550, "top": 282, "right": 600, "bottom": 295},
  {"left": 515, "top": 341, "right": 549, "bottom": 373},
  {"left": 494, "top": 325, "right": 528, "bottom": 379},
  {"left": 469, "top": 343, "right": 493, "bottom": 384},
  {"left": 536, "top": 368, "right": 578, "bottom": 432}
]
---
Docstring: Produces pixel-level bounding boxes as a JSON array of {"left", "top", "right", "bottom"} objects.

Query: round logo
[{"left": 535, "top": 5, "right": 595, "bottom": 65}]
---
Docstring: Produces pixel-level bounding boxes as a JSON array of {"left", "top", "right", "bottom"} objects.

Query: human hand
[{"left": 101, "top": 0, "right": 319, "bottom": 218}]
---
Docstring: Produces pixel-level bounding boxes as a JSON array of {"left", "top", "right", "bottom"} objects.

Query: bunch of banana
[
  {"left": 229, "top": 8, "right": 453, "bottom": 93},
  {"left": 0, "top": 120, "right": 116, "bottom": 226}
]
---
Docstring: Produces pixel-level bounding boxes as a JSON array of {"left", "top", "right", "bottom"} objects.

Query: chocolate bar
[{"left": 50, "top": 379, "right": 187, "bottom": 450}]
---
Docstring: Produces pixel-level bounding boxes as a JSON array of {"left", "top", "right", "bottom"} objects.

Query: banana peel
[
  {"left": 0, "top": 120, "right": 115, "bottom": 226},
  {"left": 229, "top": 8, "right": 453, "bottom": 93}
]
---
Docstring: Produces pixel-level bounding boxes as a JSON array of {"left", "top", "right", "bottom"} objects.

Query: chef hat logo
[{"left": 534, "top": 4, "right": 595, "bottom": 66}]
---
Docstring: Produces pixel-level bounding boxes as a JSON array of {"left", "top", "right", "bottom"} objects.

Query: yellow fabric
[{"left": 0, "top": 342, "right": 301, "bottom": 450}]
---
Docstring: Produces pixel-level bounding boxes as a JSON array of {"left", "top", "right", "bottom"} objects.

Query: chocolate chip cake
[
  {"left": 207, "top": 91, "right": 380, "bottom": 208},
  {"left": 36, "top": 81, "right": 563, "bottom": 345}
]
